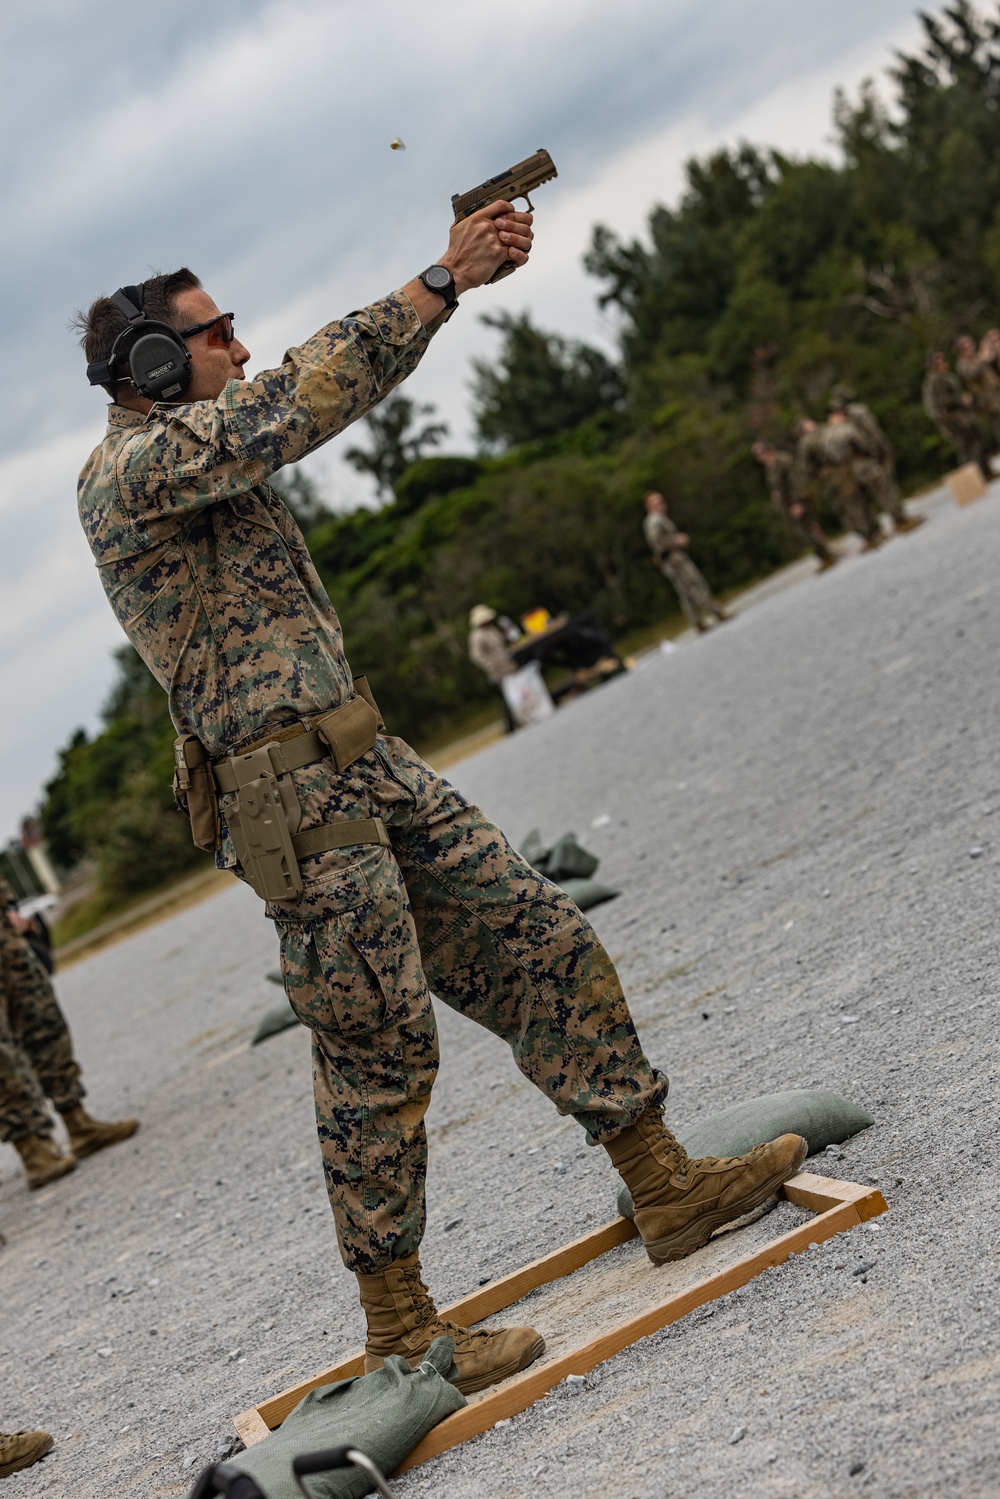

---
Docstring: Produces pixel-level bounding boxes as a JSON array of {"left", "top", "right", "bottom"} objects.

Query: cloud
[{"left": 0, "top": 0, "right": 926, "bottom": 839}]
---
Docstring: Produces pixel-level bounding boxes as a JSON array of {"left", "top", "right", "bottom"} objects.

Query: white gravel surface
[{"left": 2, "top": 488, "right": 998, "bottom": 1498}]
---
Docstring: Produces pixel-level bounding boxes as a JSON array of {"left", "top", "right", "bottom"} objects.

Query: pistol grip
[{"left": 488, "top": 260, "right": 517, "bottom": 283}]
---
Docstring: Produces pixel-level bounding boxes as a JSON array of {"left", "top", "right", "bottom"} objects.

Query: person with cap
[
  {"left": 642, "top": 492, "right": 729, "bottom": 632},
  {"left": 468, "top": 603, "right": 518, "bottom": 732}
]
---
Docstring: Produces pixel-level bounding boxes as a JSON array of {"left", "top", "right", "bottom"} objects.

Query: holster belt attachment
[
  {"left": 173, "top": 735, "right": 221, "bottom": 853},
  {"left": 211, "top": 690, "right": 384, "bottom": 902},
  {"left": 292, "top": 817, "right": 391, "bottom": 859}
]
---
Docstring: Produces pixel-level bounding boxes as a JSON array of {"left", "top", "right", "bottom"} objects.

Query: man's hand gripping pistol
[{"left": 452, "top": 148, "right": 557, "bottom": 282}]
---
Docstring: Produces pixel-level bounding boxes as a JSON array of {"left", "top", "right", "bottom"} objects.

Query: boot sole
[
  {"left": 71, "top": 1122, "right": 139, "bottom": 1159},
  {"left": 0, "top": 1435, "right": 53, "bottom": 1477},
  {"left": 642, "top": 1137, "right": 809, "bottom": 1266},
  {"left": 453, "top": 1333, "right": 547, "bottom": 1396}
]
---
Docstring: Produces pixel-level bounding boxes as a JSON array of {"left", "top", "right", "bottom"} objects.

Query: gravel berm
[{"left": 1, "top": 490, "right": 998, "bottom": 1498}]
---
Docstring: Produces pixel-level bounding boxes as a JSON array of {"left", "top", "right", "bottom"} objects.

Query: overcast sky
[{"left": 0, "top": 0, "right": 928, "bottom": 845}]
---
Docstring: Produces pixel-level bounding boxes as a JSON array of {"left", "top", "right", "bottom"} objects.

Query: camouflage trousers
[
  {"left": 829, "top": 472, "right": 880, "bottom": 543},
  {"left": 852, "top": 460, "right": 905, "bottom": 525},
  {"left": 781, "top": 502, "right": 833, "bottom": 562},
  {"left": 263, "top": 736, "right": 666, "bottom": 1274},
  {"left": 657, "top": 552, "right": 725, "bottom": 630},
  {"left": 0, "top": 926, "right": 84, "bottom": 1143},
  {"left": 939, "top": 419, "right": 991, "bottom": 477}
]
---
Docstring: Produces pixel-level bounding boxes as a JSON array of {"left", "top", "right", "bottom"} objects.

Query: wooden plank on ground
[
  {"left": 235, "top": 1173, "right": 887, "bottom": 1462},
  {"left": 253, "top": 1215, "right": 638, "bottom": 1431}
]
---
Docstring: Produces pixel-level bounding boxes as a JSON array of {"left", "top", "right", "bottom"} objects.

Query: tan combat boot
[
  {"left": 357, "top": 1252, "right": 544, "bottom": 1396},
  {"left": 894, "top": 515, "right": 925, "bottom": 534},
  {"left": 14, "top": 1135, "right": 76, "bottom": 1190},
  {"left": 0, "top": 1430, "right": 53, "bottom": 1478},
  {"left": 606, "top": 1108, "right": 808, "bottom": 1266},
  {"left": 61, "top": 1105, "right": 139, "bottom": 1159}
]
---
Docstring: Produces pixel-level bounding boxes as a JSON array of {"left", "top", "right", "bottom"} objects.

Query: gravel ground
[{"left": 1, "top": 489, "right": 998, "bottom": 1498}]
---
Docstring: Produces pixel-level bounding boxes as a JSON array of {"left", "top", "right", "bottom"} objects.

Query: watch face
[{"left": 424, "top": 265, "right": 452, "bottom": 290}]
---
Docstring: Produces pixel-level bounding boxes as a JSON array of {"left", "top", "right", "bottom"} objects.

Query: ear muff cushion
[{"left": 128, "top": 328, "right": 191, "bottom": 400}]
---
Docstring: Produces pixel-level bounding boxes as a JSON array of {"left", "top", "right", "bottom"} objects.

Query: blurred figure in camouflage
[
  {"left": 797, "top": 415, "right": 883, "bottom": 549},
  {"left": 923, "top": 350, "right": 992, "bottom": 479},
  {"left": 827, "top": 387, "right": 924, "bottom": 535},
  {"left": 74, "top": 206, "right": 805, "bottom": 1397},
  {"left": 643, "top": 492, "right": 729, "bottom": 631},
  {"left": 751, "top": 439, "right": 836, "bottom": 570},
  {"left": 0, "top": 878, "right": 138, "bottom": 1189},
  {"left": 955, "top": 334, "right": 1000, "bottom": 442}
]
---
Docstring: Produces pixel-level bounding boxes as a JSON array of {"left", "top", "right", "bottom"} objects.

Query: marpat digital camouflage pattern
[
  {"left": 78, "top": 292, "right": 437, "bottom": 762},
  {"left": 0, "top": 901, "right": 84, "bottom": 1143},
  {"left": 270, "top": 738, "right": 665, "bottom": 1272},
  {"left": 77, "top": 287, "right": 667, "bottom": 1272}
]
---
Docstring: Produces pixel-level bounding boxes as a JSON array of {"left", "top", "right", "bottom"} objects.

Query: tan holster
[
  {"left": 172, "top": 735, "right": 221, "bottom": 853},
  {"left": 209, "top": 680, "right": 386, "bottom": 903}
]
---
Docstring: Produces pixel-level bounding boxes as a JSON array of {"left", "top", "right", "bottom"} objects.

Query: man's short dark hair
[{"left": 72, "top": 268, "right": 202, "bottom": 398}]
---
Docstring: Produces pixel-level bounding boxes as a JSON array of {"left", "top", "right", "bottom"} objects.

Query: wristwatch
[{"left": 418, "top": 264, "right": 458, "bottom": 309}]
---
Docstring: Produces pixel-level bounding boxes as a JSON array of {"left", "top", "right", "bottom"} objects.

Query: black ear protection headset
[{"left": 86, "top": 283, "right": 193, "bottom": 401}]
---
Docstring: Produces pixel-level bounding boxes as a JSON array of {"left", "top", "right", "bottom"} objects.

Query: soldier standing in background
[
  {"left": 923, "top": 350, "right": 993, "bottom": 479},
  {"left": 751, "top": 439, "right": 836, "bottom": 569},
  {"left": 467, "top": 604, "right": 517, "bottom": 733},
  {"left": 0, "top": 878, "right": 138, "bottom": 1190},
  {"left": 827, "top": 388, "right": 924, "bottom": 535},
  {"left": 954, "top": 334, "right": 1000, "bottom": 443},
  {"left": 643, "top": 492, "right": 729, "bottom": 631},
  {"left": 796, "top": 417, "right": 883, "bottom": 549}
]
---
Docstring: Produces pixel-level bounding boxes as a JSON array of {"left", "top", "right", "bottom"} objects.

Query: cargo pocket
[{"left": 274, "top": 858, "right": 415, "bottom": 1039}]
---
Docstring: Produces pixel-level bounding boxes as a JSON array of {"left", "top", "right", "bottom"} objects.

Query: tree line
[{"left": 41, "top": 2, "right": 1000, "bottom": 906}]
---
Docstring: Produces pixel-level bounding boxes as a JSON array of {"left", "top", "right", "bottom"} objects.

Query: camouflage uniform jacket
[
  {"left": 763, "top": 450, "right": 798, "bottom": 511},
  {"left": 956, "top": 353, "right": 1000, "bottom": 416},
  {"left": 845, "top": 403, "right": 893, "bottom": 466},
  {"left": 642, "top": 510, "right": 685, "bottom": 560},
  {"left": 77, "top": 291, "right": 442, "bottom": 759},
  {"left": 923, "top": 368, "right": 972, "bottom": 427}
]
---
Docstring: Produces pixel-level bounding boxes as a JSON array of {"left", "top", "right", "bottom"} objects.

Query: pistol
[{"left": 451, "top": 147, "right": 558, "bottom": 283}]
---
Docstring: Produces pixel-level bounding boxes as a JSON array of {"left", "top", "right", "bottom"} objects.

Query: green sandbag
[
  {"left": 252, "top": 998, "right": 301, "bottom": 1045},
  {"left": 559, "top": 876, "right": 621, "bottom": 911},
  {"left": 224, "top": 1337, "right": 465, "bottom": 1498},
  {"left": 520, "top": 829, "right": 600, "bottom": 882},
  {"left": 616, "top": 1089, "right": 874, "bottom": 1220}
]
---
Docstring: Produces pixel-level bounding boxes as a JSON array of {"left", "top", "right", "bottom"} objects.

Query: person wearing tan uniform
[{"left": 643, "top": 492, "right": 729, "bottom": 631}]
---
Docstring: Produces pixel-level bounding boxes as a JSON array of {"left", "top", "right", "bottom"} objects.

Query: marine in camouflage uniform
[
  {"left": 827, "top": 388, "right": 922, "bottom": 534},
  {"left": 751, "top": 440, "right": 835, "bottom": 567},
  {"left": 77, "top": 282, "right": 665, "bottom": 1270},
  {"left": 0, "top": 879, "right": 137, "bottom": 1186},
  {"left": 0, "top": 880, "right": 83, "bottom": 1144},
  {"left": 642, "top": 492, "right": 728, "bottom": 631},
  {"left": 797, "top": 417, "right": 882, "bottom": 547},
  {"left": 75, "top": 239, "right": 806, "bottom": 1390},
  {"left": 955, "top": 335, "right": 1000, "bottom": 442},
  {"left": 923, "top": 352, "right": 992, "bottom": 479}
]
